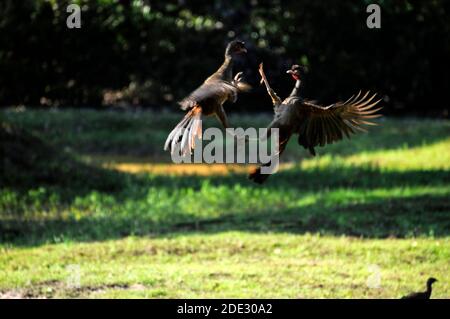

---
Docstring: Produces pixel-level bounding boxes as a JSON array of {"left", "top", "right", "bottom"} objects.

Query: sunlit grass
[
  {"left": 94, "top": 137, "right": 450, "bottom": 176},
  {"left": 102, "top": 162, "right": 257, "bottom": 176},
  {"left": 302, "top": 138, "right": 450, "bottom": 171},
  {"left": 1, "top": 233, "right": 449, "bottom": 298},
  {"left": 1, "top": 109, "right": 449, "bottom": 298}
]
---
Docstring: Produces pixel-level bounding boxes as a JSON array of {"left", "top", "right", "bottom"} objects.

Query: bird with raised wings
[
  {"left": 249, "top": 63, "right": 382, "bottom": 184},
  {"left": 164, "top": 40, "right": 249, "bottom": 156}
]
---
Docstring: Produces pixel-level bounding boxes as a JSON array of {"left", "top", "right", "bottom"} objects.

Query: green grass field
[{"left": 1, "top": 109, "right": 449, "bottom": 298}]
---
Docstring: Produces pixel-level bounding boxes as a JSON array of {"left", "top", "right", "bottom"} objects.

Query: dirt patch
[
  {"left": 0, "top": 280, "right": 148, "bottom": 299},
  {"left": 0, "top": 290, "right": 27, "bottom": 299}
]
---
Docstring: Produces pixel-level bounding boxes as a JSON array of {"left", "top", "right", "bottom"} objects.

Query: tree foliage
[{"left": 0, "top": 0, "right": 448, "bottom": 116}]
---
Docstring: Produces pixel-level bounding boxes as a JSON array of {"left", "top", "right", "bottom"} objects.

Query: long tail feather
[
  {"left": 164, "top": 112, "right": 192, "bottom": 151},
  {"left": 190, "top": 115, "right": 202, "bottom": 150},
  {"left": 164, "top": 107, "right": 203, "bottom": 155},
  {"left": 180, "top": 118, "right": 195, "bottom": 155}
]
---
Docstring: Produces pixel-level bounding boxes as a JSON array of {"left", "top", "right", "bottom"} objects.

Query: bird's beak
[
  {"left": 240, "top": 48, "right": 247, "bottom": 53},
  {"left": 286, "top": 70, "right": 293, "bottom": 74}
]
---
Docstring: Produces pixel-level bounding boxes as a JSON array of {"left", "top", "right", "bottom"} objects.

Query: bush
[{"left": 0, "top": 0, "right": 448, "bottom": 116}]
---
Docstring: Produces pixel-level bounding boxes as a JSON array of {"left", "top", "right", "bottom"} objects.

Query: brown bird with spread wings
[
  {"left": 164, "top": 40, "right": 249, "bottom": 156},
  {"left": 249, "top": 63, "right": 382, "bottom": 184}
]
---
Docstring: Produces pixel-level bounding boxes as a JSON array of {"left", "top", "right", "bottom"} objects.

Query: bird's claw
[
  {"left": 258, "top": 63, "right": 266, "bottom": 85},
  {"left": 233, "top": 72, "right": 244, "bottom": 83}
]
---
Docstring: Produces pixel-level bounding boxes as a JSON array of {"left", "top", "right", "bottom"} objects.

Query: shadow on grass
[
  {"left": 1, "top": 193, "right": 449, "bottom": 246},
  {"left": 147, "top": 166, "right": 450, "bottom": 191},
  {"left": 2, "top": 121, "right": 449, "bottom": 246},
  {"left": 1, "top": 121, "right": 131, "bottom": 197},
  {"left": 3, "top": 110, "right": 450, "bottom": 158},
  {"left": 2, "top": 162, "right": 449, "bottom": 207},
  {"left": 1, "top": 167, "right": 449, "bottom": 246}
]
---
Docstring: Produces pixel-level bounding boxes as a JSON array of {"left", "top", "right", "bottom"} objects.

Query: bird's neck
[
  {"left": 426, "top": 282, "right": 433, "bottom": 294},
  {"left": 289, "top": 79, "right": 302, "bottom": 97},
  {"left": 211, "top": 55, "right": 234, "bottom": 82}
]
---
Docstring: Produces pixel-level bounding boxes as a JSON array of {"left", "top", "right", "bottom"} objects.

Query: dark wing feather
[
  {"left": 297, "top": 91, "right": 382, "bottom": 153},
  {"left": 178, "top": 81, "right": 239, "bottom": 111},
  {"left": 248, "top": 119, "right": 292, "bottom": 184}
]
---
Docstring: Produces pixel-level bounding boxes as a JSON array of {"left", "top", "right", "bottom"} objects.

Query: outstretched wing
[
  {"left": 178, "top": 80, "right": 240, "bottom": 111},
  {"left": 296, "top": 91, "right": 382, "bottom": 154}
]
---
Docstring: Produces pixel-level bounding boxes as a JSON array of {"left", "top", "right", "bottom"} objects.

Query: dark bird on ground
[
  {"left": 249, "top": 63, "right": 382, "bottom": 184},
  {"left": 164, "top": 40, "right": 249, "bottom": 156},
  {"left": 401, "top": 277, "right": 438, "bottom": 299}
]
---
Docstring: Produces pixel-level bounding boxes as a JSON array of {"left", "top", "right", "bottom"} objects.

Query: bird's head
[
  {"left": 427, "top": 277, "right": 438, "bottom": 286},
  {"left": 225, "top": 40, "right": 247, "bottom": 57},
  {"left": 286, "top": 64, "right": 307, "bottom": 81}
]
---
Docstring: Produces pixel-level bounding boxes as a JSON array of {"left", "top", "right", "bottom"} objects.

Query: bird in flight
[
  {"left": 249, "top": 63, "right": 382, "bottom": 184},
  {"left": 164, "top": 40, "right": 249, "bottom": 156}
]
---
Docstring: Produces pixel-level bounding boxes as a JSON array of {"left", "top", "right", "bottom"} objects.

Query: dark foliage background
[{"left": 0, "top": 0, "right": 449, "bottom": 116}]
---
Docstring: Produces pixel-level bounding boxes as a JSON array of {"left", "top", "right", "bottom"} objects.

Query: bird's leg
[
  {"left": 216, "top": 105, "right": 249, "bottom": 145},
  {"left": 226, "top": 72, "right": 243, "bottom": 103},
  {"left": 215, "top": 105, "right": 230, "bottom": 129},
  {"left": 259, "top": 63, "right": 282, "bottom": 110}
]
